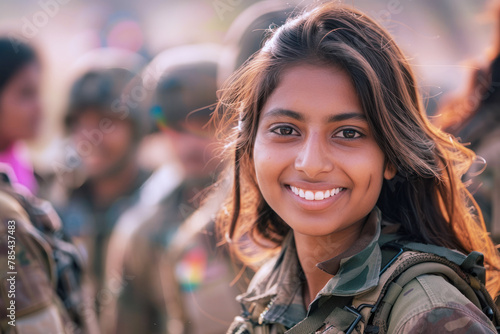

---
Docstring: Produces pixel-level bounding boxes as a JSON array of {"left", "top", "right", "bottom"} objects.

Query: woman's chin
[{"left": 288, "top": 221, "right": 343, "bottom": 238}]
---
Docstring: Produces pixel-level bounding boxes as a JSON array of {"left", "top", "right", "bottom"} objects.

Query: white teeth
[
  {"left": 314, "top": 191, "right": 324, "bottom": 200},
  {"left": 289, "top": 186, "right": 344, "bottom": 201}
]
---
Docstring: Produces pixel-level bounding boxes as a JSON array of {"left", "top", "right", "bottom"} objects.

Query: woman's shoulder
[{"left": 387, "top": 274, "right": 496, "bottom": 334}]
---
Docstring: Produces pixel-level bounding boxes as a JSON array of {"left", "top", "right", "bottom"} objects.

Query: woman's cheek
[
  {"left": 253, "top": 145, "right": 271, "bottom": 179},
  {"left": 254, "top": 142, "right": 282, "bottom": 190},
  {"left": 349, "top": 146, "right": 386, "bottom": 198}
]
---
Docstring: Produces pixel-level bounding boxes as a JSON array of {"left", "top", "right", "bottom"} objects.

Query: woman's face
[
  {"left": 0, "top": 62, "right": 42, "bottom": 143},
  {"left": 253, "top": 64, "right": 395, "bottom": 238}
]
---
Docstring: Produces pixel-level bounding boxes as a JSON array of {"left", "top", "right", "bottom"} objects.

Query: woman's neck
[{"left": 294, "top": 217, "right": 366, "bottom": 308}]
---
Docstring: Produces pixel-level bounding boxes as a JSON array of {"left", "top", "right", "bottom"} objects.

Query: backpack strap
[{"left": 399, "top": 241, "right": 486, "bottom": 283}]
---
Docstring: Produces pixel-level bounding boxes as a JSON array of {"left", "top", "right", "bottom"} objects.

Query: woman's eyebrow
[
  {"left": 326, "top": 112, "right": 366, "bottom": 123},
  {"left": 262, "top": 108, "right": 304, "bottom": 121},
  {"left": 262, "top": 108, "right": 366, "bottom": 123}
]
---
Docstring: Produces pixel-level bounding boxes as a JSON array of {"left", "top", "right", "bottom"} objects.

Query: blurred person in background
[
  {"left": 435, "top": 1, "right": 500, "bottom": 243},
  {"left": 0, "top": 38, "right": 98, "bottom": 334},
  {"left": 0, "top": 38, "right": 41, "bottom": 195},
  {"left": 56, "top": 66, "right": 151, "bottom": 319},
  {"left": 101, "top": 44, "right": 242, "bottom": 334}
]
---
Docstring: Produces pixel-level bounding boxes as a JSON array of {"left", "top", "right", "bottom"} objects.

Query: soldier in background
[{"left": 101, "top": 44, "right": 240, "bottom": 334}]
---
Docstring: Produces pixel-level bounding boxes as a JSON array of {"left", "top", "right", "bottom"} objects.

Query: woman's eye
[
  {"left": 271, "top": 126, "right": 297, "bottom": 136},
  {"left": 336, "top": 129, "right": 361, "bottom": 139}
]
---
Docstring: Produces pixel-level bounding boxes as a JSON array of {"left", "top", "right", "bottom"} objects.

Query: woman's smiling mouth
[{"left": 284, "top": 184, "right": 347, "bottom": 211}]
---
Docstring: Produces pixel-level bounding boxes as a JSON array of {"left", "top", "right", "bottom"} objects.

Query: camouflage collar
[
  {"left": 237, "top": 207, "right": 383, "bottom": 329},
  {"left": 316, "top": 207, "right": 382, "bottom": 297}
]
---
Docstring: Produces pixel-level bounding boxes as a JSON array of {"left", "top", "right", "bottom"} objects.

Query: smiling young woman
[
  {"left": 253, "top": 64, "right": 397, "bottom": 308},
  {"left": 209, "top": 2, "right": 500, "bottom": 333}
]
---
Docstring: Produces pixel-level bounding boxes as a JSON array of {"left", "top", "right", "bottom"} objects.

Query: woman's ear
[{"left": 384, "top": 162, "right": 397, "bottom": 180}]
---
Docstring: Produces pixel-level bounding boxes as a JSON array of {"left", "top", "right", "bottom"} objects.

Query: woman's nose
[{"left": 294, "top": 134, "right": 334, "bottom": 178}]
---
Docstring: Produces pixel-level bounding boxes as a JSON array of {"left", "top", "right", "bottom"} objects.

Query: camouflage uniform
[{"left": 228, "top": 207, "right": 497, "bottom": 333}]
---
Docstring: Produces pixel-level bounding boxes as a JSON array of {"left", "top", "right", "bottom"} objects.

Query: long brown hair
[{"left": 211, "top": 2, "right": 500, "bottom": 297}]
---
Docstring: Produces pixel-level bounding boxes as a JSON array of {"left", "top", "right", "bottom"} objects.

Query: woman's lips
[{"left": 284, "top": 184, "right": 346, "bottom": 211}]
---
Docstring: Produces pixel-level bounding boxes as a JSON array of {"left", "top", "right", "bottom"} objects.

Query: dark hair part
[
  {"left": 212, "top": 3, "right": 500, "bottom": 297},
  {"left": 0, "top": 38, "right": 38, "bottom": 93}
]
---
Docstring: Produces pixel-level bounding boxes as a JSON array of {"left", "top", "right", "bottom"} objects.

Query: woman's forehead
[{"left": 260, "top": 64, "right": 364, "bottom": 121}]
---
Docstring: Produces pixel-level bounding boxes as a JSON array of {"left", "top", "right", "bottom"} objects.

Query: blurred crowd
[{"left": 0, "top": 1, "right": 499, "bottom": 334}]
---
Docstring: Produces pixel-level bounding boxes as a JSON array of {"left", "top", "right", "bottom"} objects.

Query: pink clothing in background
[{"left": 0, "top": 142, "right": 37, "bottom": 194}]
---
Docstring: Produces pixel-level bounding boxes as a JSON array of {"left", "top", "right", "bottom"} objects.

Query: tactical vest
[{"left": 228, "top": 234, "right": 500, "bottom": 334}]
